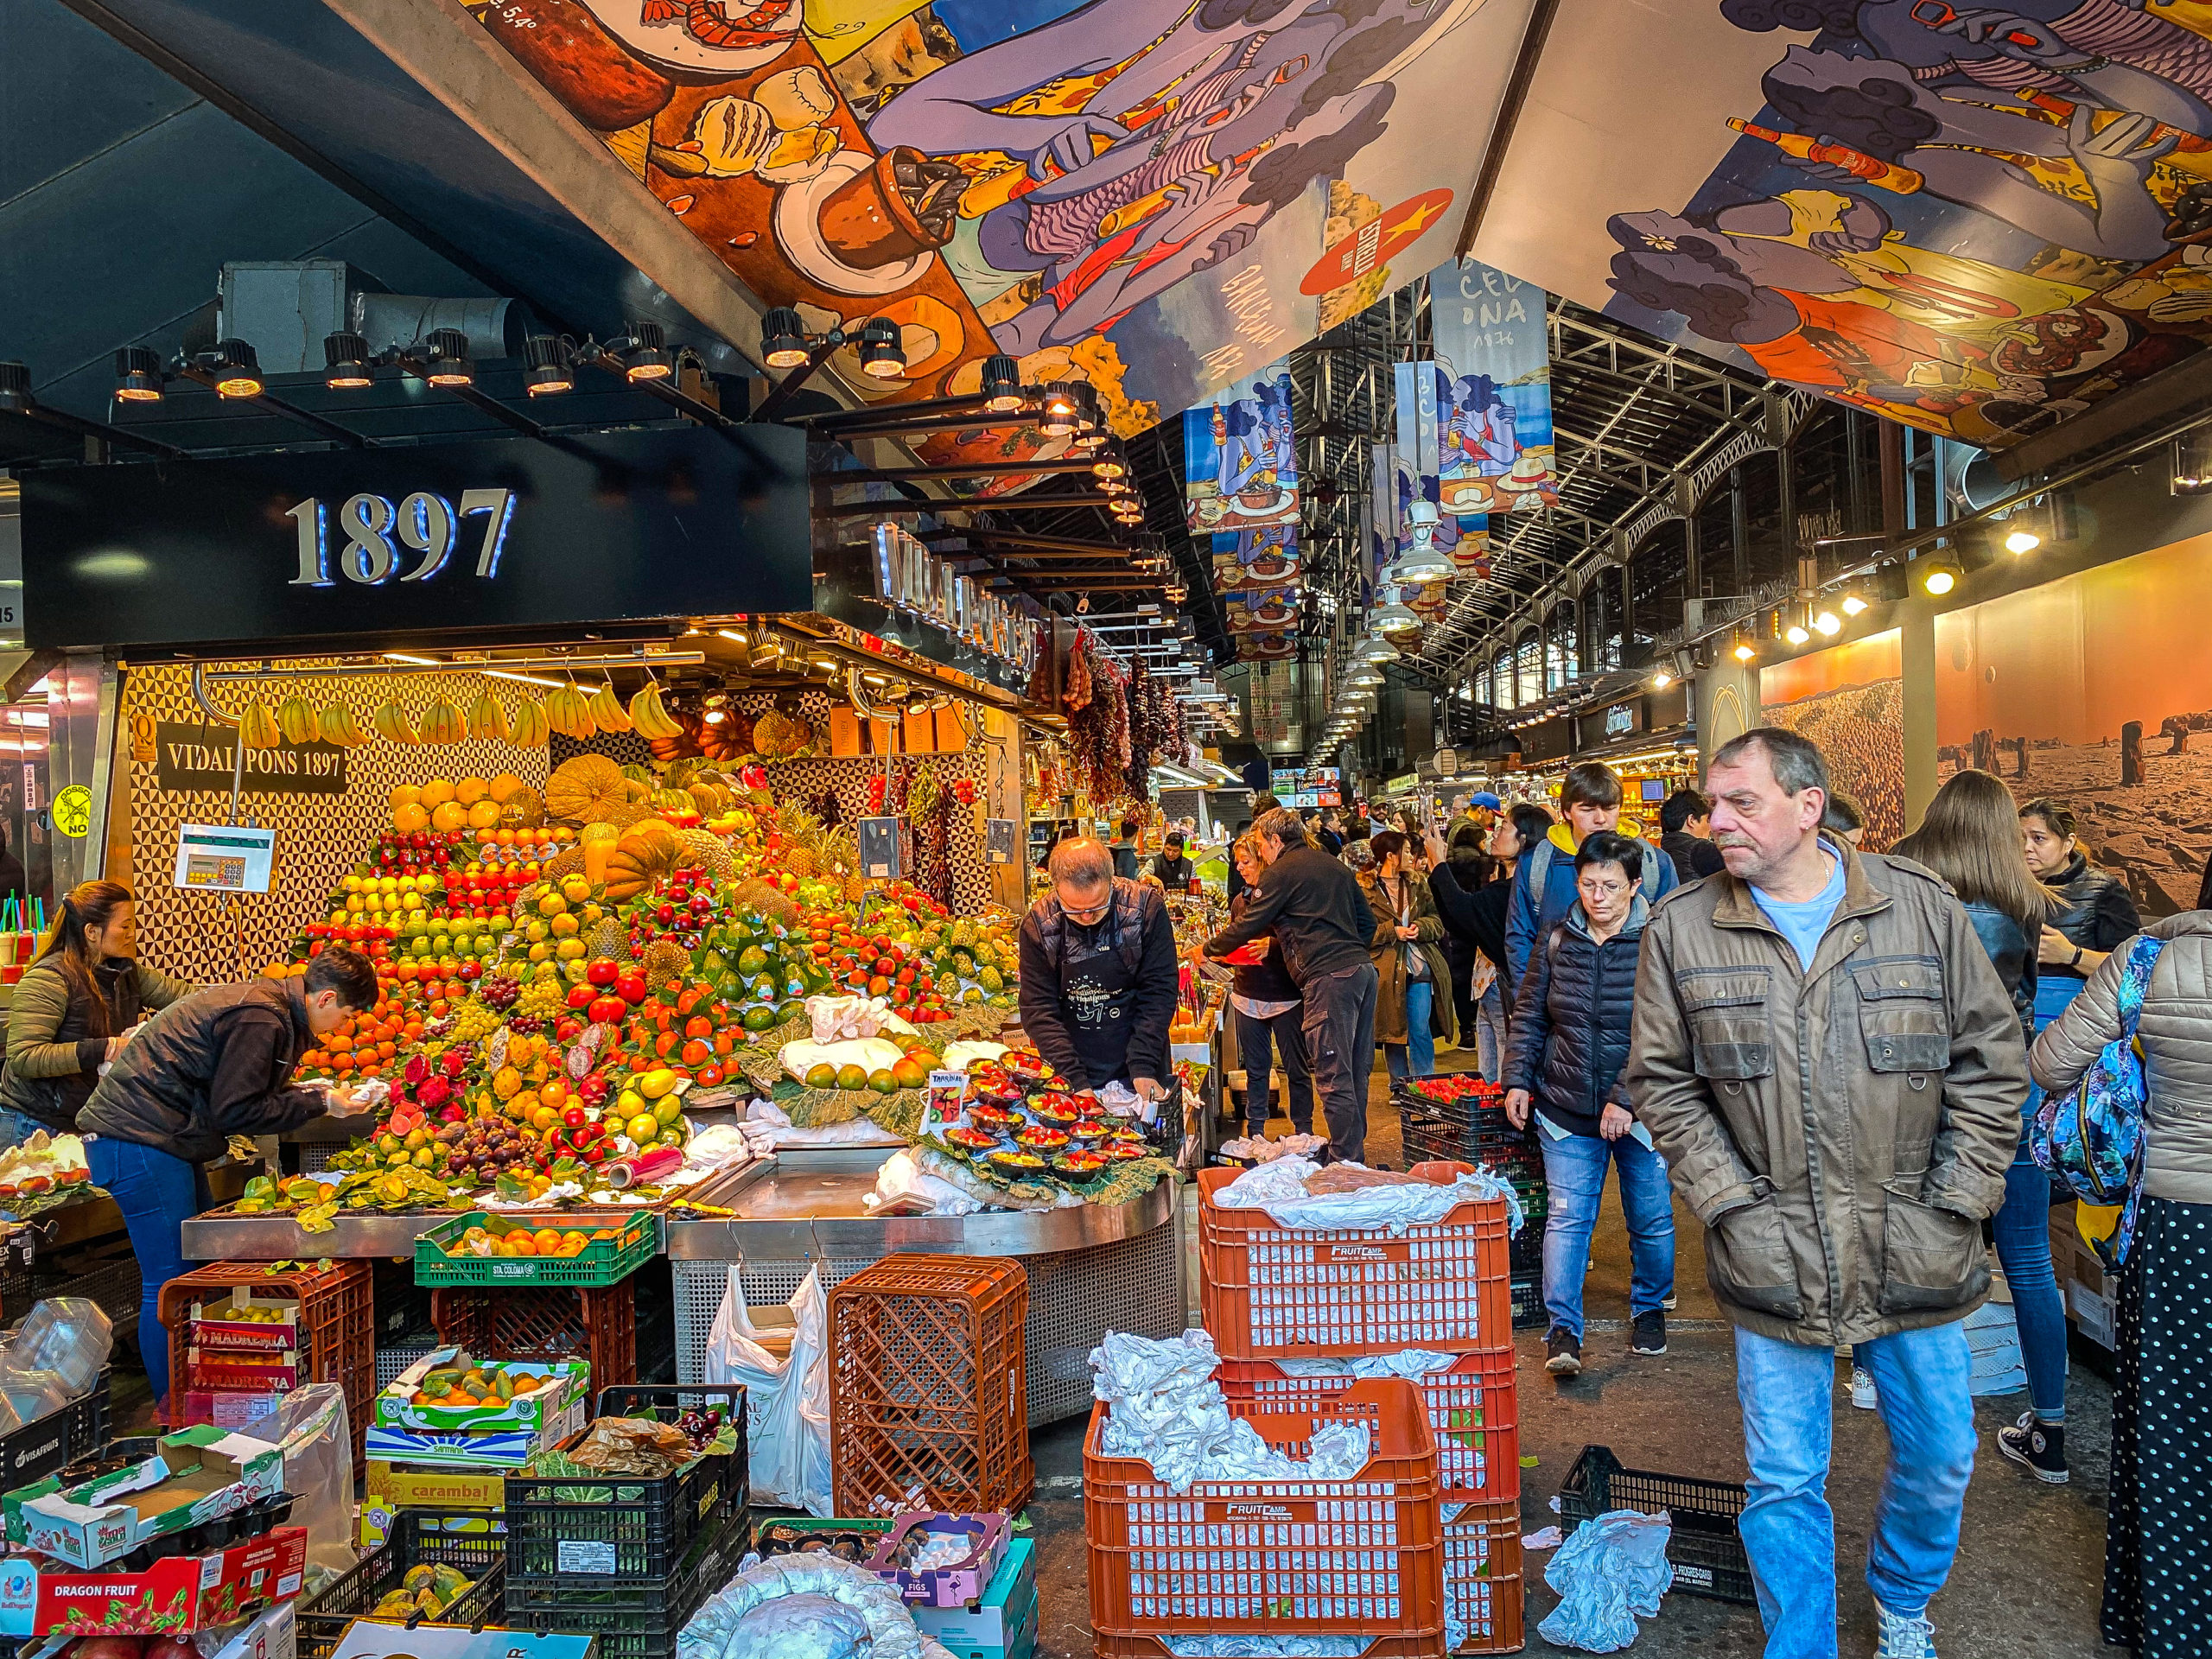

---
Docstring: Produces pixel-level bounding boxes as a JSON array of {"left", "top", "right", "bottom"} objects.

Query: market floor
[{"left": 1028, "top": 1053, "right": 2118, "bottom": 1659}]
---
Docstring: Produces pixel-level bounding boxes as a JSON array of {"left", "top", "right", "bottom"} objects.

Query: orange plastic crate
[
  {"left": 1096, "top": 1639, "right": 1449, "bottom": 1658},
  {"left": 1216, "top": 1347, "right": 1520, "bottom": 1504},
  {"left": 1444, "top": 1498, "right": 1526, "bottom": 1654},
  {"left": 1199, "top": 1161, "right": 1514, "bottom": 1359},
  {"left": 1084, "top": 1376, "right": 1445, "bottom": 1647},
  {"left": 829, "top": 1254, "right": 1033, "bottom": 1517},
  {"left": 429, "top": 1282, "right": 637, "bottom": 1388}
]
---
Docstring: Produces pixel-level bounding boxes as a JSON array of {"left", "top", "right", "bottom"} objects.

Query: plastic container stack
[
  {"left": 1396, "top": 1076, "right": 1548, "bottom": 1328},
  {"left": 1172, "top": 1157, "right": 1529, "bottom": 1656}
]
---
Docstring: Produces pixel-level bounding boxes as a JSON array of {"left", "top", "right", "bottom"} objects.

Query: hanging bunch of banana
[
  {"left": 512, "top": 694, "right": 551, "bottom": 747},
  {"left": 374, "top": 698, "right": 423, "bottom": 744},
  {"left": 418, "top": 696, "right": 467, "bottom": 743},
  {"left": 238, "top": 702, "right": 283, "bottom": 750},
  {"left": 629, "top": 680, "right": 684, "bottom": 741},
  {"left": 587, "top": 683, "right": 632, "bottom": 734},
  {"left": 545, "top": 683, "right": 596, "bottom": 741},
  {"left": 276, "top": 696, "right": 321, "bottom": 747},
  {"left": 468, "top": 690, "right": 511, "bottom": 743},
  {"left": 319, "top": 702, "right": 371, "bottom": 747}
]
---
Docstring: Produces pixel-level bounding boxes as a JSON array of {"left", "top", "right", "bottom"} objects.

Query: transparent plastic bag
[
  {"left": 12, "top": 1297, "right": 112, "bottom": 1397},
  {"left": 252, "top": 1384, "right": 354, "bottom": 1577},
  {"left": 1538, "top": 1509, "right": 1675, "bottom": 1653}
]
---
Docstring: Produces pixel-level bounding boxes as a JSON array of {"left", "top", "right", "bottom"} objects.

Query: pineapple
[{"left": 776, "top": 802, "right": 828, "bottom": 877}]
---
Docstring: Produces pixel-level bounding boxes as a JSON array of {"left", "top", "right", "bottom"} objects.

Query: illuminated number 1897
[{"left": 286, "top": 490, "right": 516, "bottom": 587}]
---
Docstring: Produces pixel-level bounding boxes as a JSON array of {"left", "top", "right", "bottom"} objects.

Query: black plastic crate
[
  {"left": 0, "top": 1366, "right": 113, "bottom": 1490},
  {"left": 1558, "top": 1444, "right": 1753, "bottom": 1604},
  {"left": 297, "top": 1509, "right": 507, "bottom": 1659},
  {"left": 1510, "top": 1269, "right": 1544, "bottom": 1330},
  {"left": 504, "top": 1505, "right": 742, "bottom": 1640},
  {"left": 503, "top": 1383, "right": 749, "bottom": 1581}
]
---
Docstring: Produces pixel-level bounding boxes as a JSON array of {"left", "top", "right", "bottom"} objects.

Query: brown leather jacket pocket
[
  {"left": 1707, "top": 1197, "right": 1804, "bottom": 1320},
  {"left": 1878, "top": 1187, "right": 1989, "bottom": 1314},
  {"left": 1851, "top": 957, "right": 1950, "bottom": 1075}
]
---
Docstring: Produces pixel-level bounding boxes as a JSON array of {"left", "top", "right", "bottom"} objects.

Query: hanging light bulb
[
  {"left": 1813, "top": 610, "right": 1841, "bottom": 636},
  {"left": 1357, "top": 634, "right": 1398, "bottom": 664},
  {"left": 1784, "top": 621, "right": 1810, "bottom": 645},
  {"left": 1371, "top": 593, "right": 1421, "bottom": 633}
]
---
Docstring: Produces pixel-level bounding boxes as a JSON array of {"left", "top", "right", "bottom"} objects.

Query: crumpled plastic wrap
[
  {"left": 1538, "top": 1509, "right": 1675, "bottom": 1652},
  {"left": 570, "top": 1415, "right": 695, "bottom": 1476},
  {"left": 1090, "top": 1331, "right": 1370, "bottom": 1495},
  {"left": 1162, "top": 1640, "right": 1370, "bottom": 1656},
  {"left": 1276, "top": 1350, "right": 1459, "bottom": 1382},
  {"left": 866, "top": 1151, "right": 983, "bottom": 1217},
  {"left": 1216, "top": 1158, "right": 1525, "bottom": 1236},
  {"left": 680, "top": 1552, "right": 953, "bottom": 1659},
  {"left": 1218, "top": 1133, "right": 1328, "bottom": 1163},
  {"left": 11, "top": 1297, "right": 112, "bottom": 1399}
]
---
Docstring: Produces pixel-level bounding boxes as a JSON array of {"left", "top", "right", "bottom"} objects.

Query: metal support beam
[
  {"left": 818, "top": 493, "right": 1120, "bottom": 518},
  {"left": 175, "top": 366, "right": 369, "bottom": 448}
]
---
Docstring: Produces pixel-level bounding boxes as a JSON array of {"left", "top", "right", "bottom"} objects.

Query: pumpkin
[
  {"left": 543, "top": 753, "right": 629, "bottom": 823},
  {"left": 648, "top": 787, "right": 692, "bottom": 814},
  {"left": 604, "top": 832, "right": 679, "bottom": 901},
  {"left": 688, "top": 781, "right": 734, "bottom": 818}
]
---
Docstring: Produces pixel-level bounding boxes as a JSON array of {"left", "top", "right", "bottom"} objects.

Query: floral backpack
[{"left": 2031, "top": 933, "right": 2165, "bottom": 1267}]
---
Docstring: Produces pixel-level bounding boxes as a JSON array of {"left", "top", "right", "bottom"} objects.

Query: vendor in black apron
[{"left": 1015, "top": 836, "right": 1179, "bottom": 1107}]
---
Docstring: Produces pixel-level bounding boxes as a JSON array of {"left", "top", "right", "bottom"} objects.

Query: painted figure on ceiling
[{"left": 1443, "top": 372, "right": 1519, "bottom": 478}]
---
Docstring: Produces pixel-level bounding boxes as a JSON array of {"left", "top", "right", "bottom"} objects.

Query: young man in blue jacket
[{"left": 1505, "top": 762, "right": 1680, "bottom": 982}]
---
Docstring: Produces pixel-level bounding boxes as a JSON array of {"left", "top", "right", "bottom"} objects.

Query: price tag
[{"left": 557, "top": 1539, "right": 619, "bottom": 1575}]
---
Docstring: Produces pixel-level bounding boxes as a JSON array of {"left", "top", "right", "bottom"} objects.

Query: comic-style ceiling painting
[
  {"left": 472, "top": 0, "right": 1535, "bottom": 440},
  {"left": 1474, "top": 0, "right": 2212, "bottom": 448}
]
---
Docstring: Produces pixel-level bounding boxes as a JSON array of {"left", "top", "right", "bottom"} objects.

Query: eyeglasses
[{"left": 1060, "top": 893, "right": 1112, "bottom": 921}]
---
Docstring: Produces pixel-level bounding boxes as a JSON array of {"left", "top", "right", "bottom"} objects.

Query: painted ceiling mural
[
  {"left": 1476, "top": 0, "right": 2212, "bottom": 448},
  {"left": 471, "top": 0, "right": 1533, "bottom": 451}
]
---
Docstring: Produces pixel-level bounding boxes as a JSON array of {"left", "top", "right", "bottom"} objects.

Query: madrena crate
[
  {"left": 1084, "top": 1377, "right": 1445, "bottom": 1649},
  {"left": 1198, "top": 1161, "right": 1514, "bottom": 1359}
]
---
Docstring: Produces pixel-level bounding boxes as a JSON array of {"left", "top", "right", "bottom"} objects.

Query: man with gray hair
[
  {"left": 1626, "top": 728, "right": 2025, "bottom": 1659},
  {"left": 1017, "top": 836, "right": 1179, "bottom": 1106},
  {"left": 1203, "top": 807, "right": 1382, "bottom": 1160}
]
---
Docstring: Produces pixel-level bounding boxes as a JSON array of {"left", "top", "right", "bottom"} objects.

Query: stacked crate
[
  {"left": 1085, "top": 1160, "right": 1525, "bottom": 1656},
  {"left": 1397, "top": 1077, "right": 1548, "bottom": 1327}
]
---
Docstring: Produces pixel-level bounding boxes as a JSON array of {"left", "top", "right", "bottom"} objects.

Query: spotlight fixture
[
  {"left": 1840, "top": 594, "right": 1869, "bottom": 616},
  {"left": 856, "top": 317, "right": 904, "bottom": 380},
  {"left": 1357, "top": 634, "right": 1398, "bottom": 665},
  {"left": 980, "top": 354, "right": 1023, "bottom": 412},
  {"left": 423, "top": 328, "right": 473, "bottom": 388},
  {"left": 0, "top": 361, "right": 31, "bottom": 415},
  {"left": 1916, "top": 556, "right": 1962, "bottom": 597},
  {"left": 1091, "top": 442, "right": 1128, "bottom": 480},
  {"left": 1813, "top": 609, "right": 1841, "bottom": 636},
  {"left": 1732, "top": 636, "right": 1758, "bottom": 664},
  {"left": 623, "top": 321, "right": 674, "bottom": 382},
  {"left": 1784, "top": 621, "right": 1810, "bottom": 645},
  {"left": 524, "top": 334, "right": 573, "bottom": 397},
  {"left": 2175, "top": 428, "right": 2212, "bottom": 495},
  {"left": 1371, "top": 597, "right": 1421, "bottom": 633},
  {"left": 1039, "top": 380, "right": 1080, "bottom": 437},
  {"left": 111, "top": 346, "right": 165, "bottom": 404},
  {"left": 321, "top": 333, "right": 372, "bottom": 391},
  {"left": 1071, "top": 381, "right": 1102, "bottom": 433},
  {"left": 1652, "top": 669, "right": 1675, "bottom": 690},
  {"left": 2003, "top": 524, "right": 2039, "bottom": 555},
  {"left": 1348, "top": 665, "right": 1385, "bottom": 689},
  {"left": 761, "top": 308, "right": 810, "bottom": 370},
  {"left": 211, "top": 339, "right": 264, "bottom": 398}
]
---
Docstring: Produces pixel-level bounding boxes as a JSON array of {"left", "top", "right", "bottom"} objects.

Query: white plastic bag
[
  {"left": 704, "top": 1264, "right": 832, "bottom": 1516},
  {"left": 1538, "top": 1509, "right": 1675, "bottom": 1652}
]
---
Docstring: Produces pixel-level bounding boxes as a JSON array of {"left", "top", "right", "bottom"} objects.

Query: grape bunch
[
  {"left": 506, "top": 1014, "right": 544, "bottom": 1035},
  {"left": 480, "top": 976, "right": 521, "bottom": 1012},
  {"left": 449, "top": 1001, "right": 501, "bottom": 1042},
  {"left": 517, "top": 978, "right": 568, "bottom": 1020}
]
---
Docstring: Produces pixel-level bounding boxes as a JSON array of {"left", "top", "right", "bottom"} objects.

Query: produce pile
[
  {"left": 404, "top": 1357, "right": 554, "bottom": 1408},
  {"left": 373, "top": 1562, "right": 477, "bottom": 1623},
  {"left": 931, "top": 1050, "right": 1154, "bottom": 1189},
  {"left": 233, "top": 754, "right": 1021, "bottom": 1224}
]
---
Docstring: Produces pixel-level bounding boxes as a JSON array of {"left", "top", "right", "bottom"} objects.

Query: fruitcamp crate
[
  {"left": 1215, "top": 1344, "right": 1519, "bottom": 1503},
  {"left": 830, "top": 1255, "right": 1033, "bottom": 1518},
  {"left": 430, "top": 1281, "right": 637, "bottom": 1389},
  {"left": 1444, "top": 1498, "right": 1526, "bottom": 1655},
  {"left": 158, "top": 1260, "right": 372, "bottom": 1475},
  {"left": 1198, "top": 1161, "right": 1513, "bottom": 1359},
  {"left": 502, "top": 1509, "right": 743, "bottom": 1659},
  {"left": 296, "top": 1507, "right": 507, "bottom": 1659},
  {"left": 502, "top": 1383, "right": 748, "bottom": 1581},
  {"left": 1086, "top": 1377, "right": 1444, "bottom": 1647},
  {"left": 1559, "top": 1444, "right": 1752, "bottom": 1605},
  {"left": 415, "top": 1211, "right": 657, "bottom": 1290}
]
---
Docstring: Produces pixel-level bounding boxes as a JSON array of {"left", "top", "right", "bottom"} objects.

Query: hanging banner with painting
[
  {"left": 1185, "top": 365, "right": 1300, "bottom": 534},
  {"left": 1211, "top": 525, "right": 1301, "bottom": 594},
  {"left": 1224, "top": 586, "right": 1302, "bottom": 633},
  {"left": 1427, "top": 258, "right": 1557, "bottom": 513}
]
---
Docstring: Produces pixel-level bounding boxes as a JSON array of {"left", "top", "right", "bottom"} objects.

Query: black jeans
[
  {"left": 1302, "top": 962, "right": 1379, "bottom": 1163},
  {"left": 1235, "top": 1004, "right": 1315, "bottom": 1135}
]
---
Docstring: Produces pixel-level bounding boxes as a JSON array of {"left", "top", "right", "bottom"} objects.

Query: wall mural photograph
[{"left": 1760, "top": 628, "right": 1904, "bottom": 849}]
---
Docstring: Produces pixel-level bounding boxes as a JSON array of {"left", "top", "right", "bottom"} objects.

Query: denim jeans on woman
[
  {"left": 86, "top": 1135, "right": 209, "bottom": 1407},
  {"left": 1234, "top": 1002, "right": 1315, "bottom": 1135},
  {"left": 1735, "top": 1322, "right": 1977, "bottom": 1657},
  {"left": 1537, "top": 1125, "right": 1675, "bottom": 1338},
  {"left": 1383, "top": 978, "right": 1435, "bottom": 1084}
]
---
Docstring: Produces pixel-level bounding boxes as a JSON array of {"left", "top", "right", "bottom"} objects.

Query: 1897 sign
[{"left": 154, "top": 721, "right": 349, "bottom": 797}]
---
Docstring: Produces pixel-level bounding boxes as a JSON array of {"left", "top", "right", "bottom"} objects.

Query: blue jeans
[
  {"left": 0, "top": 1107, "right": 51, "bottom": 1154},
  {"left": 1989, "top": 1143, "right": 2069, "bottom": 1421},
  {"left": 1384, "top": 978, "right": 1435, "bottom": 1084},
  {"left": 1537, "top": 1126, "right": 1675, "bottom": 1338},
  {"left": 86, "top": 1136, "right": 208, "bottom": 1408},
  {"left": 1474, "top": 983, "right": 1506, "bottom": 1083},
  {"left": 1735, "top": 1322, "right": 1977, "bottom": 1656}
]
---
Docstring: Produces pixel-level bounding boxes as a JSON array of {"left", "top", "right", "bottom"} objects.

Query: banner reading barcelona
[
  {"left": 1185, "top": 365, "right": 1300, "bottom": 535},
  {"left": 1427, "top": 258, "right": 1557, "bottom": 514}
]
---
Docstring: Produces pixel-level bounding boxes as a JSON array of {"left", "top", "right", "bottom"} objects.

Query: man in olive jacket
[{"left": 1625, "top": 729, "right": 2024, "bottom": 1659}]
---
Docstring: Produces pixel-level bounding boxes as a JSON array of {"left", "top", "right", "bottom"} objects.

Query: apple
[
  {"left": 589, "top": 995, "right": 626, "bottom": 1025},
  {"left": 567, "top": 984, "right": 596, "bottom": 1010},
  {"left": 616, "top": 971, "right": 648, "bottom": 1005},
  {"left": 587, "top": 960, "right": 621, "bottom": 988}
]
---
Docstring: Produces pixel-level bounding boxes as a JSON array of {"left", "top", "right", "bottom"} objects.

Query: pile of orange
[
  {"left": 300, "top": 1005, "right": 420, "bottom": 1077},
  {"left": 447, "top": 1226, "right": 616, "bottom": 1260}
]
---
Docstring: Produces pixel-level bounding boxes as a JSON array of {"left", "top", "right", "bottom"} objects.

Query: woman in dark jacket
[
  {"left": 0, "top": 882, "right": 190, "bottom": 1147},
  {"left": 2021, "top": 798, "right": 2139, "bottom": 1003},
  {"left": 1502, "top": 831, "right": 1675, "bottom": 1377},
  {"left": 1894, "top": 769, "right": 2070, "bottom": 1479},
  {"left": 1225, "top": 833, "right": 1315, "bottom": 1136},
  {"left": 1426, "top": 823, "right": 1495, "bottom": 1047}
]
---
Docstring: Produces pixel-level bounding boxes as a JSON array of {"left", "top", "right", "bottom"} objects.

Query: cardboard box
[
  {"left": 0, "top": 1525, "right": 306, "bottom": 1636},
  {"left": 9, "top": 1426, "right": 284, "bottom": 1569},
  {"left": 358, "top": 1461, "right": 508, "bottom": 1548},
  {"left": 188, "top": 1350, "right": 302, "bottom": 1392},
  {"left": 829, "top": 707, "right": 863, "bottom": 758},
  {"left": 933, "top": 703, "right": 969, "bottom": 753},
  {"left": 904, "top": 707, "right": 937, "bottom": 754},
  {"left": 372, "top": 1350, "right": 587, "bottom": 1435},
  {"left": 205, "top": 1596, "right": 297, "bottom": 1659},
  {"left": 189, "top": 1289, "right": 302, "bottom": 1354},
  {"left": 329, "top": 1620, "right": 596, "bottom": 1659}
]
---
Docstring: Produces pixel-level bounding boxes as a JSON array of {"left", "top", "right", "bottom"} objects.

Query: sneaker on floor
[
  {"left": 1998, "top": 1412, "right": 2069, "bottom": 1484},
  {"left": 1630, "top": 1311, "right": 1667, "bottom": 1355},
  {"left": 1543, "top": 1325, "right": 1583, "bottom": 1377},
  {"left": 1850, "top": 1367, "right": 1878, "bottom": 1410},
  {"left": 1660, "top": 1294, "right": 1677, "bottom": 1311},
  {"left": 1874, "top": 1605, "right": 1938, "bottom": 1659}
]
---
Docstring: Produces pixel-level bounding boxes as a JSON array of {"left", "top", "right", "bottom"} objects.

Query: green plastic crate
[{"left": 414, "top": 1211, "right": 658, "bottom": 1289}]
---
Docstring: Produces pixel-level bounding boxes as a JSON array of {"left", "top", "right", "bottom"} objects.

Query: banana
[
  {"left": 238, "top": 702, "right": 283, "bottom": 750},
  {"left": 629, "top": 682, "right": 684, "bottom": 741},
  {"left": 276, "top": 696, "right": 320, "bottom": 747},
  {"left": 468, "top": 691, "right": 510, "bottom": 743},
  {"left": 373, "top": 698, "right": 421, "bottom": 744},
  {"left": 421, "top": 696, "right": 465, "bottom": 743},
  {"left": 545, "top": 683, "right": 596, "bottom": 741},
  {"left": 587, "top": 684, "right": 632, "bottom": 734},
  {"left": 320, "top": 703, "right": 367, "bottom": 747},
  {"left": 512, "top": 695, "right": 550, "bottom": 747}
]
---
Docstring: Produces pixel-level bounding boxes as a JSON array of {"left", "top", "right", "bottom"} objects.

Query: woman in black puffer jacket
[
  {"left": 1502, "top": 831, "right": 1675, "bottom": 1377},
  {"left": 2021, "top": 798, "right": 2140, "bottom": 998}
]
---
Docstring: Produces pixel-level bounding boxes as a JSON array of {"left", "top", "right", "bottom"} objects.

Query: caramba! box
[
  {"left": 358, "top": 1462, "right": 507, "bottom": 1548},
  {"left": 6, "top": 1425, "right": 284, "bottom": 1569}
]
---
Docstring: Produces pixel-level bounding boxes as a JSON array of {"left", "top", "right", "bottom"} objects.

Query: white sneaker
[
  {"left": 1851, "top": 1367, "right": 1878, "bottom": 1410},
  {"left": 1874, "top": 1605, "right": 1937, "bottom": 1658}
]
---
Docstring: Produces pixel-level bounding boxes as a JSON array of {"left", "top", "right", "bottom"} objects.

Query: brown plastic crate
[
  {"left": 829, "top": 1255, "right": 1031, "bottom": 1517},
  {"left": 156, "top": 1260, "right": 373, "bottom": 1476},
  {"left": 429, "top": 1283, "right": 637, "bottom": 1387}
]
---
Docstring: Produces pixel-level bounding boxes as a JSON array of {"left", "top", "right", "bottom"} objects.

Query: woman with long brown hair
[
  {"left": 1893, "top": 770, "right": 2069, "bottom": 1482},
  {"left": 0, "top": 882, "right": 189, "bottom": 1147}
]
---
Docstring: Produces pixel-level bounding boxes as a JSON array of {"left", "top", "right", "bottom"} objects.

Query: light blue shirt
[{"left": 1750, "top": 849, "right": 1846, "bottom": 970}]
